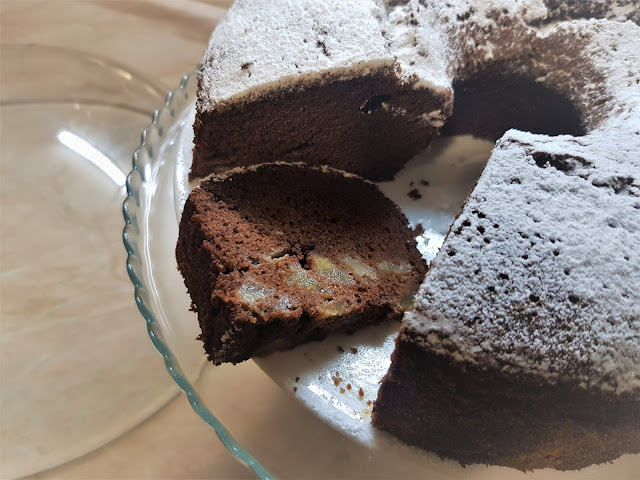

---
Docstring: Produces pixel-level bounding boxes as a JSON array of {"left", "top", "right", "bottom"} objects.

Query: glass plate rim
[{"left": 121, "top": 70, "right": 274, "bottom": 480}]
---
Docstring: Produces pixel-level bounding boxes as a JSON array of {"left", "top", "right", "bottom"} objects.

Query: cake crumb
[
  {"left": 346, "top": 383, "right": 352, "bottom": 390},
  {"left": 408, "top": 189, "right": 422, "bottom": 200},
  {"left": 293, "top": 387, "right": 298, "bottom": 393},
  {"left": 337, "top": 345, "right": 345, "bottom": 353},
  {"left": 409, "top": 181, "right": 415, "bottom": 187},
  {"left": 366, "top": 400, "right": 373, "bottom": 406},
  {"left": 420, "top": 179, "right": 430, "bottom": 186},
  {"left": 350, "top": 347, "right": 358, "bottom": 354},
  {"left": 412, "top": 223, "right": 426, "bottom": 236},
  {"left": 332, "top": 373, "right": 343, "bottom": 386},
  {"left": 339, "top": 387, "right": 346, "bottom": 394},
  {"left": 295, "top": 376, "right": 300, "bottom": 383},
  {"left": 358, "top": 387, "right": 365, "bottom": 397}
]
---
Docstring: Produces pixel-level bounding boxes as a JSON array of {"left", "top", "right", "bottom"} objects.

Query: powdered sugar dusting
[
  {"left": 198, "top": 0, "right": 455, "bottom": 117},
  {"left": 198, "top": 0, "right": 395, "bottom": 110},
  {"left": 407, "top": 18, "right": 640, "bottom": 395},
  {"left": 383, "top": 1, "right": 452, "bottom": 92}
]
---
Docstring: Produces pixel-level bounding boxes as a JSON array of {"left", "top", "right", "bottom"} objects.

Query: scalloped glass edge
[{"left": 121, "top": 70, "right": 275, "bottom": 480}]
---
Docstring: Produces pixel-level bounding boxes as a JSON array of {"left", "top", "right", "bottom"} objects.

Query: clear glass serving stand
[{"left": 0, "top": 44, "right": 205, "bottom": 479}]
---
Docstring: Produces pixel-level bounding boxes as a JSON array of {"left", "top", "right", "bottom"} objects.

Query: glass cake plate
[
  {"left": 0, "top": 44, "right": 201, "bottom": 479},
  {"left": 123, "top": 72, "right": 640, "bottom": 479}
]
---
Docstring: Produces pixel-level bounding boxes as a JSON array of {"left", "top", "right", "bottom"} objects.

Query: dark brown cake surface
[
  {"left": 371, "top": 15, "right": 640, "bottom": 472},
  {"left": 176, "top": 163, "right": 426, "bottom": 365},
  {"left": 373, "top": 330, "right": 640, "bottom": 471}
]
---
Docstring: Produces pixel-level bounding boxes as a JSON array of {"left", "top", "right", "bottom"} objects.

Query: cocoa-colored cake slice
[{"left": 176, "top": 163, "right": 426, "bottom": 365}]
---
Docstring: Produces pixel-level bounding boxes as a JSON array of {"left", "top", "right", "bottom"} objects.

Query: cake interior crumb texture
[{"left": 176, "top": 164, "right": 426, "bottom": 365}]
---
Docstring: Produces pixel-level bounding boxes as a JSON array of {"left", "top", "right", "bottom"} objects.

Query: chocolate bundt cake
[
  {"left": 176, "top": 163, "right": 426, "bottom": 365},
  {"left": 181, "top": 0, "right": 640, "bottom": 470}
]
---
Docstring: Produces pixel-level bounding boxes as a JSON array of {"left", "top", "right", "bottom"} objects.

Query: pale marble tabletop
[{"left": 1, "top": 2, "right": 638, "bottom": 480}]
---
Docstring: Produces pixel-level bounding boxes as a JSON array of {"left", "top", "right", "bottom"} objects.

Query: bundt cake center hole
[{"left": 442, "top": 74, "right": 586, "bottom": 141}]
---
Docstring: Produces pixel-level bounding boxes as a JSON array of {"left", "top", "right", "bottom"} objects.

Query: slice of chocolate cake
[{"left": 176, "top": 163, "right": 426, "bottom": 365}]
